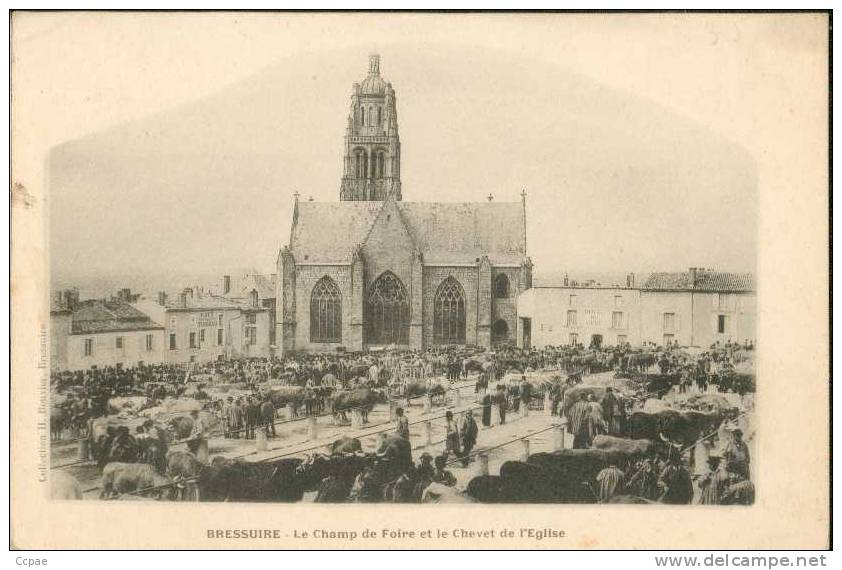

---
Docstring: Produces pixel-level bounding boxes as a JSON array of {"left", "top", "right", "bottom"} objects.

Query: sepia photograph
[{"left": 9, "top": 10, "right": 830, "bottom": 551}]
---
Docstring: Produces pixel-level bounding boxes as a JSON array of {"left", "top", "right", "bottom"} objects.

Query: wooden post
[
  {"left": 424, "top": 421, "right": 433, "bottom": 447},
  {"left": 423, "top": 395, "right": 432, "bottom": 414},
  {"left": 307, "top": 416, "right": 318, "bottom": 441},
  {"left": 521, "top": 438, "right": 530, "bottom": 462},
  {"left": 544, "top": 392, "right": 552, "bottom": 415},
  {"left": 196, "top": 438, "right": 209, "bottom": 464},
  {"left": 556, "top": 424, "right": 567, "bottom": 451},
  {"left": 521, "top": 398, "right": 529, "bottom": 418},
  {"left": 256, "top": 429, "right": 268, "bottom": 452},
  {"left": 477, "top": 453, "right": 489, "bottom": 476},
  {"left": 77, "top": 438, "right": 90, "bottom": 462},
  {"left": 285, "top": 403, "right": 295, "bottom": 421}
]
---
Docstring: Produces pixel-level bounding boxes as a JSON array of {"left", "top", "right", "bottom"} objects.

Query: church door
[{"left": 366, "top": 271, "right": 410, "bottom": 346}]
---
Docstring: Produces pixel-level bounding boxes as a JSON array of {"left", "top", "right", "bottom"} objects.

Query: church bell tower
[{"left": 340, "top": 54, "right": 402, "bottom": 201}]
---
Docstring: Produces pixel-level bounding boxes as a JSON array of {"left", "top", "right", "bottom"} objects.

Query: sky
[{"left": 11, "top": 13, "right": 809, "bottom": 292}]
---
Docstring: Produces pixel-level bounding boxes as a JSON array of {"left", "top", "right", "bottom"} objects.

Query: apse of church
[{"left": 277, "top": 55, "right": 532, "bottom": 354}]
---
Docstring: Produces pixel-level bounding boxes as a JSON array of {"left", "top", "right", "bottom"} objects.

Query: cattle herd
[{"left": 49, "top": 341, "right": 755, "bottom": 505}]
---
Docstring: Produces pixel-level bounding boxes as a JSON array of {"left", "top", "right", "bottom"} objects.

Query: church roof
[{"left": 290, "top": 200, "right": 526, "bottom": 266}]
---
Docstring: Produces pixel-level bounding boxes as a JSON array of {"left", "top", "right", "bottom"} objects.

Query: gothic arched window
[
  {"left": 492, "top": 319, "right": 510, "bottom": 344},
  {"left": 310, "top": 277, "right": 342, "bottom": 343},
  {"left": 355, "top": 150, "right": 367, "bottom": 178},
  {"left": 369, "top": 106, "right": 374, "bottom": 126},
  {"left": 434, "top": 277, "right": 466, "bottom": 345},
  {"left": 494, "top": 274, "right": 510, "bottom": 298},
  {"left": 377, "top": 106, "right": 382, "bottom": 126},
  {"left": 360, "top": 106, "right": 365, "bottom": 126},
  {"left": 378, "top": 153, "right": 385, "bottom": 178},
  {"left": 366, "top": 271, "right": 409, "bottom": 345}
]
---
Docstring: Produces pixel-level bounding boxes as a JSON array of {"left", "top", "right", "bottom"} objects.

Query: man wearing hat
[{"left": 723, "top": 428, "right": 750, "bottom": 479}]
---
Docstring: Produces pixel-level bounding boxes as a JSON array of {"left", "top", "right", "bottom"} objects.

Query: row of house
[
  {"left": 516, "top": 268, "right": 756, "bottom": 349},
  {"left": 49, "top": 267, "right": 755, "bottom": 371},
  {"left": 50, "top": 278, "right": 274, "bottom": 371}
]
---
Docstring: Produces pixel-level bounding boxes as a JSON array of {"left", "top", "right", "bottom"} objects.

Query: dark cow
[
  {"left": 196, "top": 457, "right": 305, "bottom": 502},
  {"left": 329, "top": 436, "right": 363, "bottom": 455},
  {"left": 330, "top": 389, "right": 384, "bottom": 424},
  {"left": 626, "top": 410, "right": 723, "bottom": 447}
]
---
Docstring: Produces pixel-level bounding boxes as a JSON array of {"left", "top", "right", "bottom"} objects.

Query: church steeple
[{"left": 340, "top": 54, "right": 402, "bottom": 201}]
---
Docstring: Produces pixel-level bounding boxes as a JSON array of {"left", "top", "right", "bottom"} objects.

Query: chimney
[
  {"left": 627, "top": 273, "right": 635, "bottom": 288},
  {"left": 689, "top": 267, "right": 698, "bottom": 288},
  {"left": 179, "top": 292, "right": 188, "bottom": 308},
  {"left": 563, "top": 273, "right": 569, "bottom": 287},
  {"left": 157, "top": 291, "right": 168, "bottom": 306},
  {"left": 223, "top": 275, "right": 231, "bottom": 295}
]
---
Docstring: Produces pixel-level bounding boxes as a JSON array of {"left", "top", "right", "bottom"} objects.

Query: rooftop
[{"left": 70, "top": 299, "right": 163, "bottom": 335}]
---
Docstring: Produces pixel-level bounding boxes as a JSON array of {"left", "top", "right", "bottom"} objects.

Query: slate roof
[
  {"left": 70, "top": 300, "right": 163, "bottom": 335},
  {"left": 290, "top": 200, "right": 526, "bottom": 266},
  {"left": 643, "top": 270, "right": 754, "bottom": 292}
]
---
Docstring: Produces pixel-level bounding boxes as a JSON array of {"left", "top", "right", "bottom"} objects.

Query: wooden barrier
[
  {"left": 521, "top": 438, "right": 530, "bottom": 462},
  {"left": 255, "top": 429, "right": 268, "bottom": 452},
  {"left": 477, "top": 453, "right": 489, "bottom": 477},
  {"left": 77, "top": 438, "right": 90, "bottom": 462},
  {"left": 423, "top": 395, "right": 432, "bottom": 414},
  {"left": 307, "top": 416, "right": 318, "bottom": 441}
]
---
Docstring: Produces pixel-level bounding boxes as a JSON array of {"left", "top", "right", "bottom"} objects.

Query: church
[{"left": 275, "top": 55, "right": 532, "bottom": 354}]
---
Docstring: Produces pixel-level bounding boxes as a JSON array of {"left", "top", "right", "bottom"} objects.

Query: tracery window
[
  {"left": 434, "top": 277, "right": 466, "bottom": 345},
  {"left": 366, "top": 272, "right": 409, "bottom": 345},
  {"left": 310, "top": 277, "right": 342, "bottom": 343}
]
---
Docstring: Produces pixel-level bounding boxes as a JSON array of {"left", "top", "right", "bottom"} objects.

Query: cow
[
  {"left": 196, "top": 457, "right": 306, "bottom": 502},
  {"left": 329, "top": 436, "right": 363, "bottom": 455},
  {"left": 50, "top": 471, "right": 83, "bottom": 500},
  {"left": 626, "top": 410, "right": 723, "bottom": 447},
  {"left": 329, "top": 388, "right": 384, "bottom": 424},
  {"left": 100, "top": 462, "right": 173, "bottom": 500},
  {"left": 592, "top": 435, "right": 663, "bottom": 457},
  {"left": 166, "top": 450, "right": 204, "bottom": 500}
]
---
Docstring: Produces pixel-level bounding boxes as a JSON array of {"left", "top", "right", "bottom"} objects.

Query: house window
[
  {"left": 663, "top": 334, "right": 675, "bottom": 345},
  {"left": 250, "top": 289, "right": 259, "bottom": 308},
  {"left": 189, "top": 332, "right": 197, "bottom": 349},
  {"left": 569, "top": 333, "right": 578, "bottom": 346},
  {"left": 566, "top": 310, "right": 577, "bottom": 327},
  {"left": 617, "top": 334, "right": 627, "bottom": 345},
  {"left": 246, "top": 313, "right": 256, "bottom": 325},
  {"left": 246, "top": 328, "right": 257, "bottom": 346},
  {"left": 83, "top": 339, "right": 93, "bottom": 357},
  {"left": 717, "top": 314, "right": 727, "bottom": 334},
  {"left": 169, "top": 333, "right": 177, "bottom": 350},
  {"left": 612, "top": 311, "right": 624, "bottom": 329},
  {"left": 145, "top": 334, "right": 153, "bottom": 351},
  {"left": 200, "top": 329, "right": 206, "bottom": 343},
  {"left": 663, "top": 312, "right": 676, "bottom": 332},
  {"left": 310, "top": 276, "right": 342, "bottom": 343},
  {"left": 614, "top": 295, "right": 623, "bottom": 308},
  {"left": 434, "top": 277, "right": 466, "bottom": 345},
  {"left": 569, "top": 294, "right": 576, "bottom": 306},
  {"left": 115, "top": 336, "right": 123, "bottom": 349},
  {"left": 217, "top": 328, "right": 223, "bottom": 346},
  {"left": 218, "top": 314, "right": 223, "bottom": 326},
  {"left": 718, "top": 293, "right": 729, "bottom": 310},
  {"left": 494, "top": 274, "right": 510, "bottom": 299}
]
